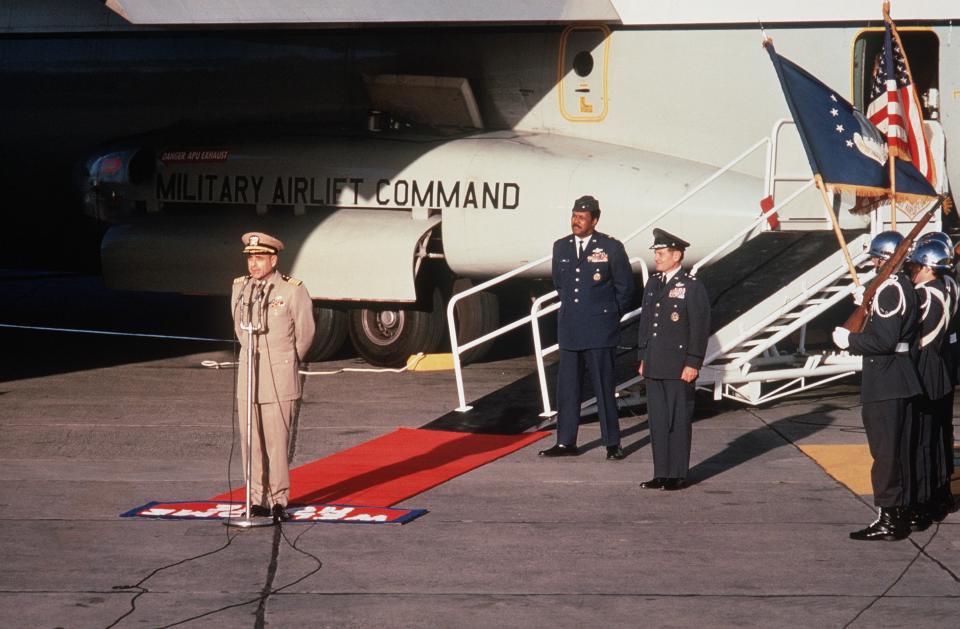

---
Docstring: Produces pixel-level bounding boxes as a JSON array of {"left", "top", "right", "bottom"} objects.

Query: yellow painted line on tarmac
[{"left": 798, "top": 444, "right": 873, "bottom": 495}]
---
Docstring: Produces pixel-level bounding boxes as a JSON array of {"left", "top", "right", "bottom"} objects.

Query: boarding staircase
[{"left": 447, "top": 119, "right": 948, "bottom": 412}]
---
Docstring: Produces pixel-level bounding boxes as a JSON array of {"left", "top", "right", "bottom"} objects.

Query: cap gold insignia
[{"left": 249, "top": 235, "right": 260, "bottom": 246}]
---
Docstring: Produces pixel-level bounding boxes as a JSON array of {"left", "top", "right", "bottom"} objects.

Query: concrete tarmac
[{"left": 1, "top": 273, "right": 959, "bottom": 628}]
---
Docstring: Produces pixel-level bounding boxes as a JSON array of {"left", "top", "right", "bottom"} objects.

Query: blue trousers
[{"left": 556, "top": 347, "right": 621, "bottom": 448}]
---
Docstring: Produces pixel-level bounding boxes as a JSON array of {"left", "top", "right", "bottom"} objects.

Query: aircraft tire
[
  {"left": 450, "top": 278, "right": 500, "bottom": 365},
  {"left": 347, "top": 287, "right": 445, "bottom": 367},
  {"left": 304, "top": 303, "right": 348, "bottom": 363}
]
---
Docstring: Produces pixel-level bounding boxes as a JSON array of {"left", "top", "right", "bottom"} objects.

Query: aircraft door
[{"left": 558, "top": 25, "right": 610, "bottom": 122}]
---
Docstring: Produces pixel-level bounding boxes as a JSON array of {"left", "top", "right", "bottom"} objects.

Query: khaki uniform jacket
[{"left": 232, "top": 270, "right": 315, "bottom": 403}]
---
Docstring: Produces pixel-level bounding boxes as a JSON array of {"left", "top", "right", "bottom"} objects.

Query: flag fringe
[{"left": 826, "top": 183, "right": 941, "bottom": 216}]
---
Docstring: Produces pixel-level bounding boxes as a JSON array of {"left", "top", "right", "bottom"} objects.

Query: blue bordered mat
[{"left": 121, "top": 501, "right": 427, "bottom": 524}]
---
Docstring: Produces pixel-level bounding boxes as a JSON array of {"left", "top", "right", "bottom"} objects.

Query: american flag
[
  {"left": 866, "top": 12, "right": 936, "bottom": 187},
  {"left": 765, "top": 41, "right": 936, "bottom": 202}
]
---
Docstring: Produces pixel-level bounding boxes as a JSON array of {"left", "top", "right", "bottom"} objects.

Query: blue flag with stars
[{"left": 765, "top": 42, "right": 936, "bottom": 201}]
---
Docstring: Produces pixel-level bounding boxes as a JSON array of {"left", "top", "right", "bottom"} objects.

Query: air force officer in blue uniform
[
  {"left": 636, "top": 229, "right": 710, "bottom": 490},
  {"left": 539, "top": 195, "right": 634, "bottom": 459}
]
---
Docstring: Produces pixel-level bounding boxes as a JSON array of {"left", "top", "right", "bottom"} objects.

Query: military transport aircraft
[{"left": 43, "top": 1, "right": 960, "bottom": 367}]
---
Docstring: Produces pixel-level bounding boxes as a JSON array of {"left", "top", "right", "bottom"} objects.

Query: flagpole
[
  {"left": 888, "top": 156, "right": 897, "bottom": 230},
  {"left": 884, "top": 1, "right": 897, "bottom": 230},
  {"left": 815, "top": 175, "right": 860, "bottom": 286}
]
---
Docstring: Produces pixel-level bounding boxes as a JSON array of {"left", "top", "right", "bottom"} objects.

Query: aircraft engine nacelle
[{"left": 81, "top": 148, "right": 156, "bottom": 222}]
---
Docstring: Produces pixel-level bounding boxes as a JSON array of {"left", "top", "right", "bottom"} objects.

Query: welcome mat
[{"left": 121, "top": 501, "right": 425, "bottom": 524}]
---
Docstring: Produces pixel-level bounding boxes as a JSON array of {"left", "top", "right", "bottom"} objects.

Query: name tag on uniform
[{"left": 668, "top": 287, "right": 686, "bottom": 299}]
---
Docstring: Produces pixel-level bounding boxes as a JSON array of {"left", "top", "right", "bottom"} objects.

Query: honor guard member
[
  {"left": 907, "top": 239, "right": 953, "bottom": 531},
  {"left": 539, "top": 195, "right": 634, "bottom": 459},
  {"left": 636, "top": 229, "right": 710, "bottom": 491},
  {"left": 832, "top": 231, "right": 920, "bottom": 541},
  {"left": 906, "top": 238, "right": 955, "bottom": 527},
  {"left": 917, "top": 232, "right": 959, "bottom": 521},
  {"left": 231, "top": 232, "right": 315, "bottom": 522}
]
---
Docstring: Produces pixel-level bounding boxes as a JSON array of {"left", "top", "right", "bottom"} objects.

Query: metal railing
[
  {"left": 557, "top": 186, "right": 844, "bottom": 406},
  {"left": 528, "top": 258, "right": 649, "bottom": 418},
  {"left": 447, "top": 136, "right": 773, "bottom": 412},
  {"left": 690, "top": 180, "right": 814, "bottom": 276}
]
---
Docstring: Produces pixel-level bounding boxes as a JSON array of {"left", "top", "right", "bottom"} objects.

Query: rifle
[{"left": 843, "top": 196, "right": 945, "bottom": 333}]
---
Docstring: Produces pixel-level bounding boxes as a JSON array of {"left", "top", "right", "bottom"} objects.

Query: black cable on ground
[
  {"left": 156, "top": 524, "right": 324, "bottom": 628},
  {"left": 103, "top": 337, "right": 249, "bottom": 628}
]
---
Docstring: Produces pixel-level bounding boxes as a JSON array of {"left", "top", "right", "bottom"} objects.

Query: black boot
[
  {"left": 929, "top": 486, "right": 955, "bottom": 522},
  {"left": 849, "top": 507, "right": 910, "bottom": 541},
  {"left": 907, "top": 505, "right": 933, "bottom": 532}
]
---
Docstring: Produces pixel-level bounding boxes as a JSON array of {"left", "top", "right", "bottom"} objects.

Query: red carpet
[{"left": 212, "top": 428, "right": 549, "bottom": 507}]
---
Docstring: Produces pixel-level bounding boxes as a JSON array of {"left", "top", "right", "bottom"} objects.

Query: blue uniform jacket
[
  {"left": 552, "top": 231, "right": 634, "bottom": 350},
  {"left": 636, "top": 268, "right": 711, "bottom": 379}
]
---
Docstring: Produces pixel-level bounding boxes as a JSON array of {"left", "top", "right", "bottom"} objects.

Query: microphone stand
[{"left": 225, "top": 280, "right": 275, "bottom": 528}]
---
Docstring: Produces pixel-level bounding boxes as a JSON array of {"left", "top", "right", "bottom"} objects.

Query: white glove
[
  {"left": 851, "top": 285, "right": 866, "bottom": 306},
  {"left": 832, "top": 326, "right": 850, "bottom": 350}
]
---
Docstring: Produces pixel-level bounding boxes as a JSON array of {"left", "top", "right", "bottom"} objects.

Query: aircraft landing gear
[
  {"left": 304, "top": 303, "right": 348, "bottom": 363},
  {"left": 347, "top": 287, "right": 445, "bottom": 367}
]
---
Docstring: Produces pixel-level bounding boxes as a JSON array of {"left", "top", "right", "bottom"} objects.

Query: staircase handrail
[
  {"left": 690, "top": 180, "right": 814, "bottom": 276},
  {"left": 528, "top": 258, "right": 649, "bottom": 417},
  {"left": 703, "top": 238, "right": 872, "bottom": 367}
]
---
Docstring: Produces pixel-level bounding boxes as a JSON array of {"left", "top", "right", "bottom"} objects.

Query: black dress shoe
[
  {"left": 930, "top": 487, "right": 955, "bottom": 521},
  {"left": 850, "top": 507, "right": 910, "bottom": 541},
  {"left": 538, "top": 444, "right": 579, "bottom": 457},
  {"left": 606, "top": 445, "right": 626, "bottom": 460},
  {"left": 662, "top": 478, "right": 688, "bottom": 491},
  {"left": 640, "top": 477, "right": 667, "bottom": 489},
  {"left": 907, "top": 506, "right": 933, "bottom": 532},
  {"left": 246, "top": 505, "right": 271, "bottom": 518},
  {"left": 272, "top": 504, "right": 291, "bottom": 522}
]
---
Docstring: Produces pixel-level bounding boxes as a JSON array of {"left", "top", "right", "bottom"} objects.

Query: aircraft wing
[{"left": 104, "top": 0, "right": 621, "bottom": 25}]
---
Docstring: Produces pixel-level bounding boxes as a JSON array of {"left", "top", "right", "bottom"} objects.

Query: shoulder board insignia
[
  {"left": 233, "top": 276, "right": 248, "bottom": 285},
  {"left": 282, "top": 274, "right": 303, "bottom": 286}
]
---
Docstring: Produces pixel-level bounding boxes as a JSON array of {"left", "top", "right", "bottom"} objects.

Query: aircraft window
[
  {"left": 573, "top": 51, "right": 594, "bottom": 77},
  {"left": 853, "top": 29, "right": 939, "bottom": 119}
]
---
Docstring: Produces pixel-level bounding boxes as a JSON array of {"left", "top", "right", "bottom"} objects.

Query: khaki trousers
[{"left": 237, "top": 399, "right": 295, "bottom": 508}]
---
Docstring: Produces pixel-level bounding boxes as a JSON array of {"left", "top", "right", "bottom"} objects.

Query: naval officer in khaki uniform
[{"left": 232, "top": 232, "right": 315, "bottom": 521}]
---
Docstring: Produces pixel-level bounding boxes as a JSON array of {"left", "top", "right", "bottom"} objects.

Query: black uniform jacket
[
  {"left": 848, "top": 272, "right": 921, "bottom": 403},
  {"left": 636, "top": 268, "right": 711, "bottom": 379},
  {"left": 915, "top": 278, "right": 953, "bottom": 401},
  {"left": 552, "top": 231, "right": 634, "bottom": 350}
]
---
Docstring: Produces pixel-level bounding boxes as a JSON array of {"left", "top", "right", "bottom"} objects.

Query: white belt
[{"left": 895, "top": 342, "right": 909, "bottom": 353}]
